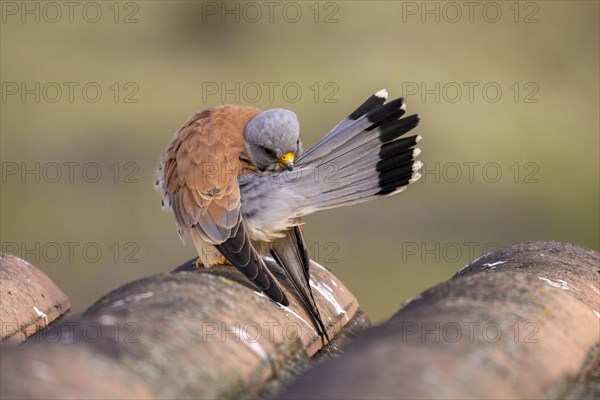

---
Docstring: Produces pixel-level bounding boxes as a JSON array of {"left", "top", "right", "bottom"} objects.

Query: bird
[{"left": 156, "top": 89, "right": 423, "bottom": 342}]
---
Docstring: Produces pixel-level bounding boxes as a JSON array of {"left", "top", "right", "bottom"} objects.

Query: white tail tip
[
  {"left": 409, "top": 172, "right": 422, "bottom": 184},
  {"left": 375, "top": 89, "right": 388, "bottom": 100}
]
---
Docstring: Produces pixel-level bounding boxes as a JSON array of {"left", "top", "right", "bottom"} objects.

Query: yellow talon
[
  {"left": 195, "top": 256, "right": 228, "bottom": 268},
  {"left": 217, "top": 256, "right": 228, "bottom": 265}
]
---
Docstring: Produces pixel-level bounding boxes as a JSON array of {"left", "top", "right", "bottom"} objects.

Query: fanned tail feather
[{"left": 295, "top": 90, "right": 422, "bottom": 215}]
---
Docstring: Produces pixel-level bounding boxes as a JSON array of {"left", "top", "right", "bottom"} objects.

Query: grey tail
[{"left": 296, "top": 91, "right": 422, "bottom": 214}]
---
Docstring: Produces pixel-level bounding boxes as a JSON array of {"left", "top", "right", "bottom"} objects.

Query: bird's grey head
[{"left": 244, "top": 109, "right": 302, "bottom": 172}]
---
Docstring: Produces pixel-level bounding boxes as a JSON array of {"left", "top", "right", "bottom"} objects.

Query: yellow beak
[{"left": 277, "top": 152, "right": 295, "bottom": 171}]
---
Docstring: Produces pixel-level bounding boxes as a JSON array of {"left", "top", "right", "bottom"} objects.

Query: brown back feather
[{"left": 162, "top": 105, "right": 261, "bottom": 243}]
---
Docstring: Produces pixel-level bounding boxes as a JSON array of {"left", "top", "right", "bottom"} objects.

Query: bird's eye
[{"left": 263, "top": 147, "right": 276, "bottom": 157}]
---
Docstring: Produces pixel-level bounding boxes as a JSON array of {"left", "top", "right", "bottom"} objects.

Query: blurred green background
[{"left": 1, "top": 1, "right": 598, "bottom": 324}]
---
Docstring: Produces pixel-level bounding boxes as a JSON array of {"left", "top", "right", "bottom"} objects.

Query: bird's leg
[
  {"left": 191, "top": 234, "right": 230, "bottom": 267},
  {"left": 215, "top": 256, "right": 229, "bottom": 265},
  {"left": 196, "top": 256, "right": 229, "bottom": 268}
]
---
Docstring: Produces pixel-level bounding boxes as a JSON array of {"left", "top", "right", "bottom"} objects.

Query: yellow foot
[
  {"left": 195, "top": 257, "right": 228, "bottom": 268},
  {"left": 217, "top": 256, "right": 228, "bottom": 265}
]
